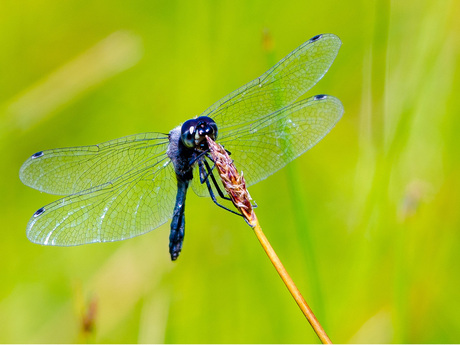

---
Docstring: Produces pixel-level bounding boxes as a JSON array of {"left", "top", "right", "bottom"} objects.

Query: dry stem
[{"left": 206, "top": 136, "right": 332, "bottom": 344}]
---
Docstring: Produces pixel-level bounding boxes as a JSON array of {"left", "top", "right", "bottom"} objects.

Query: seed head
[{"left": 206, "top": 136, "right": 256, "bottom": 226}]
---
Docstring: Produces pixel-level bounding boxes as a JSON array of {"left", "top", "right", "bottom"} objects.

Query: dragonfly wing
[
  {"left": 191, "top": 34, "right": 342, "bottom": 197},
  {"left": 227, "top": 96, "right": 343, "bottom": 190},
  {"left": 20, "top": 132, "right": 170, "bottom": 195},
  {"left": 202, "top": 34, "right": 341, "bottom": 131},
  {"left": 224, "top": 95, "right": 343, "bottom": 186},
  {"left": 26, "top": 156, "right": 177, "bottom": 246},
  {"left": 191, "top": 95, "right": 343, "bottom": 197}
]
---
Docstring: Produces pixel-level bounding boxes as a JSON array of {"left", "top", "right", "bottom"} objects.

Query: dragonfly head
[{"left": 181, "top": 116, "right": 218, "bottom": 150}]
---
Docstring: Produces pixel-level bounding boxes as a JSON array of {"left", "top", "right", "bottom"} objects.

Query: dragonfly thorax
[{"left": 181, "top": 116, "right": 218, "bottom": 150}]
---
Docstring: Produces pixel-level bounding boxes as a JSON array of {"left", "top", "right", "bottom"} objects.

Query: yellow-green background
[{"left": 1, "top": 0, "right": 459, "bottom": 343}]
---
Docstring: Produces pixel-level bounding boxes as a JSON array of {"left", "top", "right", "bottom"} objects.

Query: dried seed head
[{"left": 206, "top": 136, "right": 256, "bottom": 226}]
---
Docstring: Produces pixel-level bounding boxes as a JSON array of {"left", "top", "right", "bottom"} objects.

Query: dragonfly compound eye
[
  {"left": 181, "top": 119, "right": 198, "bottom": 148},
  {"left": 195, "top": 116, "right": 218, "bottom": 141}
]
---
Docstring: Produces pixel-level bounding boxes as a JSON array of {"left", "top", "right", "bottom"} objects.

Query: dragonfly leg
[
  {"left": 198, "top": 155, "right": 213, "bottom": 184},
  {"left": 202, "top": 157, "right": 232, "bottom": 201},
  {"left": 191, "top": 150, "right": 231, "bottom": 200},
  {"left": 198, "top": 161, "right": 243, "bottom": 217},
  {"left": 204, "top": 153, "right": 257, "bottom": 208},
  {"left": 189, "top": 149, "right": 208, "bottom": 166},
  {"left": 189, "top": 144, "right": 230, "bottom": 167}
]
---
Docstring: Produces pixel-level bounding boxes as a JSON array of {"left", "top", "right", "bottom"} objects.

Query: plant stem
[
  {"left": 252, "top": 214, "right": 332, "bottom": 344},
  {"left": 205, "top": 136, "right": 331, "bottom": 343}
]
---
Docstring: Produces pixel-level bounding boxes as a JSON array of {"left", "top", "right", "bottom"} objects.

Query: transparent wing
[
  {"left": 20, "top": 132, "right": 170, "bottom": 195},
  {"left": 26, "top": 156, "right": 177, "bottom": 246},
  {"left": 202, "top": 34, "right": 341, "bottom": 131},
  {"left": 192, "top": 95, "right": 343, "bottom": 196}
]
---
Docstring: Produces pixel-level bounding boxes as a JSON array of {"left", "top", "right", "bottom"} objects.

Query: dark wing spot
[
  {"left": 310, "top": 34, "right": 322, "bottom": 42},
  {"left": 34, "top": 207, "right": 45, "bottom": 217},
  {"left": 314, "top": 94, "right": 328, "bottom": 100},
  {"left": 32, "top": 151, "right": 44, "bottom": 159}
]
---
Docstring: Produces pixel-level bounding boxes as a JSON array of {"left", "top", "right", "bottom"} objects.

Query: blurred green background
[{"left": 1, "top": 0, "right": 459, "bottom": 343}]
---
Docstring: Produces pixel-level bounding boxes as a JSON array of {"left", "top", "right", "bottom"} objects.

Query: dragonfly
[{"left": 20, "top": 33, "right": 344, "bottom": 261}]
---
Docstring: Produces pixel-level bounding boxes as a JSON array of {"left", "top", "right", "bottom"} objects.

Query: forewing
[
  {"left": 20, "top": 133, "right": 169, "bottom": 195},
  {"left": 26, "top": 156, "right": 177, "bottom": 246},
  {"left": 191, "top": 95, "right": 343, "bottom": 196},
  {"left": 201, "top": 34, "right": 341, "bottom": 130}
]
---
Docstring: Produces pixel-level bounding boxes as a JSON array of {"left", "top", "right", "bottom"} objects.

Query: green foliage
[{"left": 1, "top": 0, "right": 459, "bottom": 343}]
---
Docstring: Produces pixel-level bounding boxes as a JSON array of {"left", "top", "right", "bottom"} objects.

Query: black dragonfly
[{"left": 20, "top": 34, "right": 344, "bottom": 260}]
